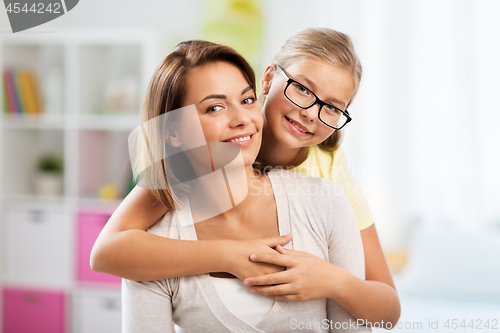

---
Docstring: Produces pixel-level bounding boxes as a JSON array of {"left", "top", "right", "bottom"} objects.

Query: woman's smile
[
  {"left": 182, "top": 61, "right": 263, "bottom": 166},
  {"left": 223, "top": 133, "right": 255, "bottom": 146}
]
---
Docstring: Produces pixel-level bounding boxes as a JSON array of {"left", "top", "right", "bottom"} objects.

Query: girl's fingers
[
  {"left": 262, "top": 294, "right": 296, "bottom": 302},
  {"left": 260, "top": 233, "right": 293, "bottom": 248},
  {"left": 244, "top": 270, "right": 289, "bottom": 286},
  {"left": 249, "top": 252, "right": 296, "bottom": 266},
  {"left": 249, "top": 283, "right": 295, "bottom": 296},
  {"left": 256, "top": 245, "right": 306, "bottom": 257},
  {"left": 275, "top": 244, "right": 288, "bottom": 254},
  {"left": 275, "top": 246, "right": 309, "bottom": 256}
]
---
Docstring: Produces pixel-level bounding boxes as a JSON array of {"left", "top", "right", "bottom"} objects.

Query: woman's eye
[
  {"left": 242, "top": 97, "right": 255, "bottom": 105},
  {"left": 205, "top": 105, "right": 223, "bottom": 113}
]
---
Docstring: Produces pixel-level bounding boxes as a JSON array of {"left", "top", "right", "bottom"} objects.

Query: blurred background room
[{"left": 0, "top": 0, "right": 499, "bottom": 332}]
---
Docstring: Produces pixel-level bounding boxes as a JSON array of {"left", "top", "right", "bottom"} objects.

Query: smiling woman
[
  {"left": 183, "top": 61, "right": 263, "bottom": 164},
  {"left": 117, "top": 40, "right": 370, "bottom": 332},
  {"left": 135, "top": 40, "right": 259, "bottom": 211}
]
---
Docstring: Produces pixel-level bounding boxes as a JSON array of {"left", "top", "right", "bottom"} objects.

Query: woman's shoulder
[
  {"left": 147, "top": 209, "right": 179, "bottom": 237},
  {"left": 268, "top": 168, "right": 346, "bottom": 203},
  {"left": 268, "top": 168, "right": 354, "bottom": 240}
]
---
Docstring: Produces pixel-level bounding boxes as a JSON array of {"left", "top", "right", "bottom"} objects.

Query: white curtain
[{"left": 263, "top": 0, "right": 500, "bottom": 250}]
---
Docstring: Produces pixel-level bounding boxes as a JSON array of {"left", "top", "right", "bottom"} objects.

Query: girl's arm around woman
[{"left": 90, "top": 186, "right": 291, "bottom": 281}]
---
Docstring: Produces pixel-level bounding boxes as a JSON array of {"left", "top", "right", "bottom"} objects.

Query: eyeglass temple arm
[{"left": 275, "top": 65, "right": 289, "bottom": 80}]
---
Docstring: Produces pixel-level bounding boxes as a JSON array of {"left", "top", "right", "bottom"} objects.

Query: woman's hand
[
  {"left": 243, "top": 245, "right": 341, "bottom": 302},
  {"left": 226, "top": 234, "right": 294, "bottom": 280}
]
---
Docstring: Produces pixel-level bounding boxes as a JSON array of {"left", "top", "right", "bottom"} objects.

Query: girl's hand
[
  {"left": 226, "top": 234, "right": 293, "bottom": 280},
  {"left": 243, "top": 245, "right": 340, "bottom": 302}
]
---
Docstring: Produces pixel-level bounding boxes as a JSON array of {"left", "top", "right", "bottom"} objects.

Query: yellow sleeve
[
  {"left": 290, "top": 146, "right": 375, "bottom": 231},
  {"left": 329, "top": 147, "right": 374, "bottom": 230}
]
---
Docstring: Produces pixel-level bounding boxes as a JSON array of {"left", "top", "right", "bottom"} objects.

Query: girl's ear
[{"left": 261, "top": 64, "right": 276, "bottom": 95}]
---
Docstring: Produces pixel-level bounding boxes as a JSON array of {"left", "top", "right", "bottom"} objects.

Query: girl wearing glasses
[
  {"left": 249, "top": 29, "right": 400, "bottom": 328},
  {"left": 92, "top": 28, "right": 400, "bottom": 329}
]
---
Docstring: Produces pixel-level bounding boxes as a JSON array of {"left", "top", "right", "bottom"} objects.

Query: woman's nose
[
  {"left": 299, "top": 103, "right": 320, "bottom": 122},
  {"left": 230, "top": 105, "right": 251, "bottom": 127}
]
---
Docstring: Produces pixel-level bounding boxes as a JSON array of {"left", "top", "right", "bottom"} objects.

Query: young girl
[
  {"left": 122, "top": 40, "right": 369, "bottom": 332},
  {"left": 92, "top": 28, "right": 400, "bottom": 328}
]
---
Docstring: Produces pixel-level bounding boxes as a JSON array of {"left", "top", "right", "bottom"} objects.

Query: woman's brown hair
[{"left": 137, "top": 40, "right": 256, "bottom": 210}]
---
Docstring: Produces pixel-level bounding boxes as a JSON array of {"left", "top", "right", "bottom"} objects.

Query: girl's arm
[
  {"left": 329, "top": 147, "right": 400, "bottom": 327},
  {"left": 243, "top": 193, "right": 400, "bottom": 330},
  {"left": 324, "top": 225, "right": 400, "bottom": 329},
  {"left": 356, "top": 224, "right": 401, "bottom": 327},
  {"left": 243, "top": 231, "right": 400, "bottom": 330},
  {"left": 90, "top": 185, "right": 291, "bottom": 281}
]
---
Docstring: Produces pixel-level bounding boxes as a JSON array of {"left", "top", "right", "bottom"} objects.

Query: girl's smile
[
  {"left": 262, "top": 57, "right": 355, "bottom": 149},
  {"left": 284, "top": 115, "right": 313, "bottom": 137}
]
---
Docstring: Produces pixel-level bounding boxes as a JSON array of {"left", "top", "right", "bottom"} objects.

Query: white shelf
[
  {"left": 1, "top": 113, "right": 140, "bottom": 131},
  {"left": 0, "top": 30, "right": 158, "bottom": 333},
  {"left": 1, "top": 113, "right": 66, "bottom": 129},
  {"left": 3, "top": 194, "right": 68, "bottom": 206},
  {"left": 77, "top": 113, "right": 140, "bottom": 131},
  {"left": 0, "top": 29, "right": 157, "bottom": 45}
]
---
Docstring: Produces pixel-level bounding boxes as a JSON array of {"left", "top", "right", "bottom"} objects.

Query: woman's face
[
  {"left": 182, "top": 61, "right": 263, "bottom": 167},
  {"left": 261, "top": 57, "right": 355, "bottom": 149}
]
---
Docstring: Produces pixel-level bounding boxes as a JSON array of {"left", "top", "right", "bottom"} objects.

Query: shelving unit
[{"left": 0, "top": 30, "right": 158, "bottom": 333}]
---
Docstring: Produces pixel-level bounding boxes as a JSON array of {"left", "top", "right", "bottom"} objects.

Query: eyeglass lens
[{"left": 286, "top": 82, "right": 348, "bottom": 129}]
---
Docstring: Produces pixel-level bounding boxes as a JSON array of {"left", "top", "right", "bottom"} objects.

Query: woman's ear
[
  {"left": 261, "top": 64, "right": 276, "bottom": 95},
  {"left": 166, "top": 127, "right": 182, "bottom": 147}
]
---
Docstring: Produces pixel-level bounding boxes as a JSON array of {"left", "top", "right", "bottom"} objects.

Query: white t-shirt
[
  {"left": 122, "top": 170, "right": 371, "bottom": 332},
  {"left": 210, "top": 276, "right": 275, "bottom": 326}
]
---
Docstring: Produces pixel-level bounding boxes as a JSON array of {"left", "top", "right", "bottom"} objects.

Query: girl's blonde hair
[
  {"left": 265, "top": 27, "right": 362, "bottom": 152},
  {"left": 138, "top": 40, "right": 256, "bottom": 210}
]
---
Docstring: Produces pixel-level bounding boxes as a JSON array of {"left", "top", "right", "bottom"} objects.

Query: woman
[
  {"left": 122, "top": 40, "right": 369, "bottom": 332},
  {"left": 92, "top": 28, "right": 400, "bottom": 329}
]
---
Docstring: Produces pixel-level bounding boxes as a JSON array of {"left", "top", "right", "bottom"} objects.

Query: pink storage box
[
  {"left": 77, "top": 212, "right": 121, "bottom": 284},
  {"left": 2, "top": 287, "right": 66, "bottom": 333}
]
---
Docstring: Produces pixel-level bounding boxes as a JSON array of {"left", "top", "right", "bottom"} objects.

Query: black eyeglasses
[{"left": 275, "top": 65, "right": 352, "bottom": 130}]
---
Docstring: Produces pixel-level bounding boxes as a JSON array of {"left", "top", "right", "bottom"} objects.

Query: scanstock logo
[{"left": 4, "top": 0, "right": 79, "bottom": 33}]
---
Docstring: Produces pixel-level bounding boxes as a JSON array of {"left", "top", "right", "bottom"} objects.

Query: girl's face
[
  {"left": 182, "top": 61, "right": 263, "bottom": 167},
  {"left": 261, "top": 57, "right": 355, "bottom": 148}
]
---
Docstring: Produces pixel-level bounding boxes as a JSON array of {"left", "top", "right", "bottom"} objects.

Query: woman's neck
[
  {"left": 196, "top": 165, "right": 274, "bottom": 231},
  {"left": 226, "top": 166, "right": 269, "bottom": 215},
  {"left": 257, "top": 122, "right": 309, "bottom": 169}
]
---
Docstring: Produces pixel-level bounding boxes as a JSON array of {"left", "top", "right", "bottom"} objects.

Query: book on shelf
[
  {"left": 3, "top": 67, "right": 17, "bottom": 114},
  {"left": 2, "top": 66, "right": 43, "bottom": 115}
]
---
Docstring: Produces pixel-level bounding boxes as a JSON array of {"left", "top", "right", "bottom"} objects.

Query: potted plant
[{"left": 34, "top": 154, "right": 64, "bottom": 197}]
